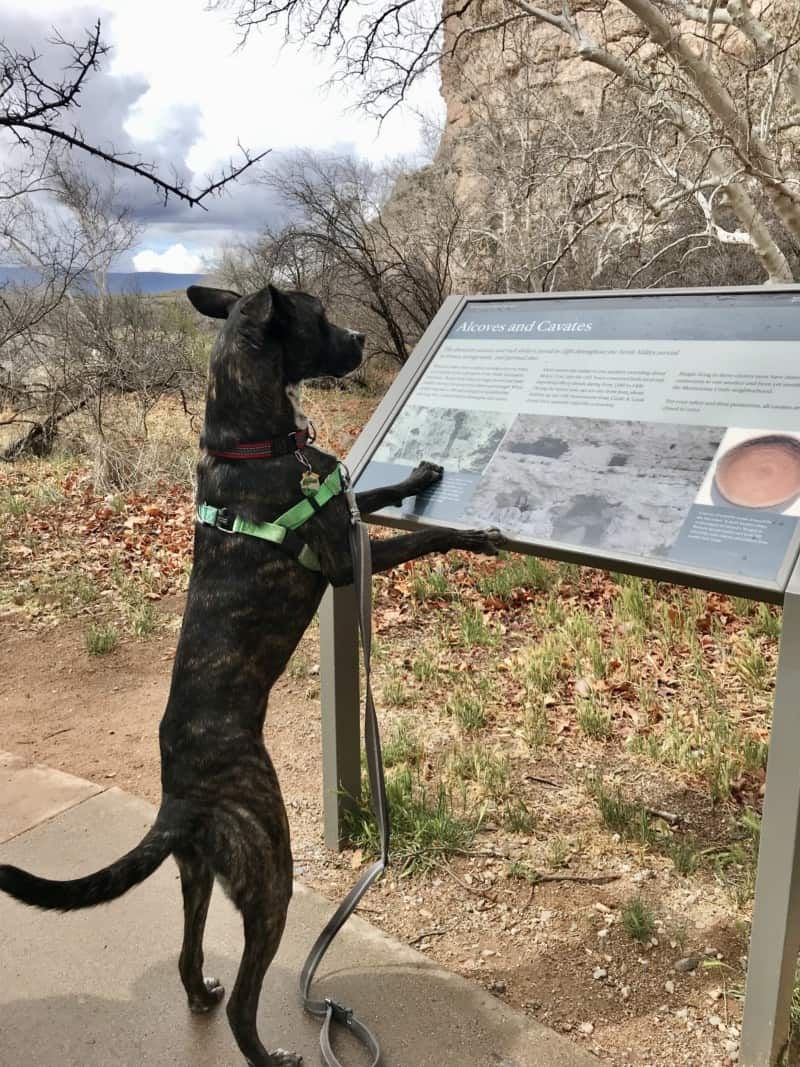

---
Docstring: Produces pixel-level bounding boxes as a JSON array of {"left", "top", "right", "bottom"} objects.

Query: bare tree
[
  {"left": 445, "top": 26, "right": 776, "bottom": 291},
  {"left": 223, "top": 0, "right": 800, "bottom": 284},
  {"left": 0, "top": 16, "right": 270, "bottom": 439},
  {"left": 220, "top": 151, "right": 467, "bottom": 364},
  {"left": 1, "top": 167, "right": 207, "bottom": 465},
  {"left": 1, "top": 21, "right": 266, "bottom": 209}
]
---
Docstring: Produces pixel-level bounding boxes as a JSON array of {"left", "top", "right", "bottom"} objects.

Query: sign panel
[{"left": 354, "top": 290, "right": 800, "bottom": 595}]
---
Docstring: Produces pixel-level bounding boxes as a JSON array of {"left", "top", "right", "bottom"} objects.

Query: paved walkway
[{"left": 0, "top": 753, "right": 598, "bottom": 1067}]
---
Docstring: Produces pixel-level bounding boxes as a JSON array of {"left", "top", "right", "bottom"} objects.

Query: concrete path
[{"left": 0, "top": 754, "right": 598, "bottom": 1067}]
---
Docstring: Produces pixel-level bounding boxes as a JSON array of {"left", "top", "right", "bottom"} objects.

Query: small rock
[
  {"left": 597, "top": 928, "right": 609, "bottom": 940},
  {"left": 620, "top": 985, "right": 631, "bottom": 1001},
  {"left": 488, "top": 979, "right": 507, "bottom": 994},
  {"left": 481, "top": 948, "right": 497, "bottom": 958},
  {"left": 665, "top": 980, "right": 675, "bottom": 994},
  {"left": 675, "top": 957, "right": 699, "bottom": 973},
  {"left": 578, "top": 1022, "right": 595, "bottom": 1036},
  {"left": 593, "top": 967, "right": 608, "bottom": 980},
  {"left": 709, "top": 1014, "right": 724, "bottom": 1029}
]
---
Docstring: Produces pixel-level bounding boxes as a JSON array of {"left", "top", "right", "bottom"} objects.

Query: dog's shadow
[
  {"left": 0, "top": 952, "right": 368, "bottom": 1067},
  {"left": 0, "top": 952, "right": 562, "bottom": 1067}
]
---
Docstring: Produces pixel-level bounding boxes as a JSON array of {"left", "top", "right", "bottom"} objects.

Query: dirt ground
[{"left": 0, "top": 610, "right": 755, "bottom": 1067}]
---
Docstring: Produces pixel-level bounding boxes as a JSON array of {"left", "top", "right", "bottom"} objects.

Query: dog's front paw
[
  {"left": 188, "top": 975, "right": 225, "bottom": 1013},
  {"left": 408, "top": 461, "right": 444, "bottom": 490},
  {"left": 457, "top": 527, "right": 506, "bottom": 556}
]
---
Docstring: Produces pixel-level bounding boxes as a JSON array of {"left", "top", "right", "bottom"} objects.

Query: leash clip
[
  {"left": 325, "top": 998, "right": 354, "bottom": 1027},
  {"left": 345, "top": 489, "right": 361, "bottom": 527},
  {"left": 215, "top": 508, "right": 236, "bottom": 534}
]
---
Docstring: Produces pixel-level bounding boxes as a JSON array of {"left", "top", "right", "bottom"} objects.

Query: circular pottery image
[{"left": 714, "top": 434, "right": 800, "bottom": 509}]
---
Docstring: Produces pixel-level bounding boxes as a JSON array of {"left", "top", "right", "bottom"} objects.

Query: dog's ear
[
  {"left": 186, "top": 286, "right": 240, "bottom": 319},
  {"left": 238, "top": 284, "right": 288, "bottom": 325}
]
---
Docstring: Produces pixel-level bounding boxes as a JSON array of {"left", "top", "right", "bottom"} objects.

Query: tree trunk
[{"left": 1, "top": 398, "right": 89, "bottom": 461}]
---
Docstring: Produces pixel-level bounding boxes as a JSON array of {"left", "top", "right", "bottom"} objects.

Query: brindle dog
[{"left": 0, "top": 284, "right": 503, "bottom": 1066}]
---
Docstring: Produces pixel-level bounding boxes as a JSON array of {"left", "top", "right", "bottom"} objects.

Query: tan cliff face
[
  {"left": 384, "top": 0, "right": 800, "bottom": 294},
  {"left": 438, "top": 0, "right": 637, "bottom": 142}
]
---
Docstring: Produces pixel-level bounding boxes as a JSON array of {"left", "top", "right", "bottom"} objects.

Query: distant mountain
[{"left": 0, "top": 266, "right": 205, "bottom": 295}]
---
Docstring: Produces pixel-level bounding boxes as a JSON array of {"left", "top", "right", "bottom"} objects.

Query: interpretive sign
[
  {"left": 325, "top": 288, "right": 800, "bottom": 1065},
  {"left": 355, "top": 288, "right": 800, "bottom": 597}
]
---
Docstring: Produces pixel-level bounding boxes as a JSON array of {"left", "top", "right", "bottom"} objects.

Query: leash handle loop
[{"left": 299, "top": 491, "right": 387, "bottom": 1067}]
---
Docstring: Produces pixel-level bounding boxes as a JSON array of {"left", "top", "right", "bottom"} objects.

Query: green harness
[{"left": 196, "top": 465, "right": 344, "bottom": 572}]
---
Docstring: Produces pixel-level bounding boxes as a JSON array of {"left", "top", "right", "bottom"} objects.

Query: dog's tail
[{"left": 0, "top": 809, "right": 178, "bottom": 912}]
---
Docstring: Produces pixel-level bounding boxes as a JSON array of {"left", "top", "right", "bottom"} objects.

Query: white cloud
[
  {"left": 14, "top": 0, "right": 440, "bottom": 169},
  {"left": 132, "top": 244, "right": 208, "bottom": 273},
  {"left": 9, "top": 0, "right": 444, "bottom": 268}
]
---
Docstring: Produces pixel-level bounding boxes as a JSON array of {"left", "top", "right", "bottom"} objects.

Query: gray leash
[{"left": 299, "top": 486, "right": 388, "bottom": 1067}]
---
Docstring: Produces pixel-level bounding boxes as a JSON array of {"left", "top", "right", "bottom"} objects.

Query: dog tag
[{"left": 301, "top": 471, "right": 321, "bottom": 496}]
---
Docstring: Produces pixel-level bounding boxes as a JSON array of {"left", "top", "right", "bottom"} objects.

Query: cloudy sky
[{"left": 4, "top": 0, "right": 442, "bottom": 272}]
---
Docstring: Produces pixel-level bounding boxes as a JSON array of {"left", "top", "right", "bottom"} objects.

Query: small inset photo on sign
[
  {"left": 372, "top": 405, "right": 513, "bottom": 473},
  {"left": 695, "top": 428, "right": 800, "bottom": 515},
  {"left": 464, "top": 414, "right": 722, "bottom": 557}
]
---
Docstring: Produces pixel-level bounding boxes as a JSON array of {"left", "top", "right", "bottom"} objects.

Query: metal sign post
[
  {"left": 318, "top": 285, "right": 800, "bottom": 1063},
  {"left": 740, "top": 556, "right": 800, "bottom": 1065}
]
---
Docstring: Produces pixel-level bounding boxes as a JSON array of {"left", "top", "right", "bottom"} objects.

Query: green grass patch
[
  {"left": 621, "top": 895, "right": 656, "bottom": 943},
  {"left": 522, "top": 702, "right": 549, "bottom": 751},
  {"left": 475, "top": 553, "right": 553, "bottom": 598},
  {"left": 411, "top": 564, "right": 453, "bottom": 602},
  {"left": 589, "top": 776, "right": 702, "bottom": 876},
  {"left": 502, "top": 799, "right": 538, "bottom": 834},
  {"left": 577, "top": 696, "right": 612, "bottom": 740},
  {"left": 382, "top": 720, "right": 423, "bottom": 768},
  {"left": 85, "top": 622, "right": 119, "bottom": 656},
  {"left": 449, "top": 745, "right": 509, "bottom": 797},
  {"left": 383, "top": 673, "right": 412, "bottom": 708},
  {"left": 748, "top": 603, "right": 781, "bottom": 640},
  {"left": 412, "top": 649, "right": 439, "bottom": 683},
  {"left": 709, "top": 808, "right": 761, "bottom": 910},
  {"left": 507, "top": 859, "right": 543, "bottom": 883},
  {"left": 344, "top": 767, "right": 483, "bottom": 871},
  {"left": 445, "top": 687, "right": 488, "bottom": 731},
  {"left": 521, "top": 634, "right": 567, "bottom": 696},
  {"left": 458, "top": 606, "right": 497, "bottom": 648},
  {"left": 288, "top": 651, "right": 310, "bottom": 679},
  {"left": 126, "top": 600, "right": 158, "bottom": 637}
]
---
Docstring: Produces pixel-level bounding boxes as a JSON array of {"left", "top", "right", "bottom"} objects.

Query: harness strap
[
  {"left": 299, "top": 489, "right": 388, "bottom": 1067},
  {"left": 196, "top": 466, "right": 344, "bottom": 572}
]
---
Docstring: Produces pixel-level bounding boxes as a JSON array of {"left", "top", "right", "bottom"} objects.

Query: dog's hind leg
[
  {"left": 227, "top": 902, "right": 300, "bottom": 1067},
  {"left": 176, "top": 852, "right": 225, "bottom": 1013}
]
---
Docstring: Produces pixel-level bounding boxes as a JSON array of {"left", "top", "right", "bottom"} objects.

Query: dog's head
[
  {"left": 187, "top": 284, "right": 365, "bottom": 446},
  {"left": 187, "top": 284, "right": 364, "bottom": 382}
]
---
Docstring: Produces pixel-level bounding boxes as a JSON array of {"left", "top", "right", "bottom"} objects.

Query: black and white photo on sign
[
  {"left": 464, "top": 415, "right": 723, "bottom": 557},
  {"left": 372, "top": 405, "right": 513, "bottom": 474}
]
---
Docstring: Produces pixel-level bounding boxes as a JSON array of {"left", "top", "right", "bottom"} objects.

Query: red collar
[{"left": 206, "top": 425, "right": 313, "bottom": 460}]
